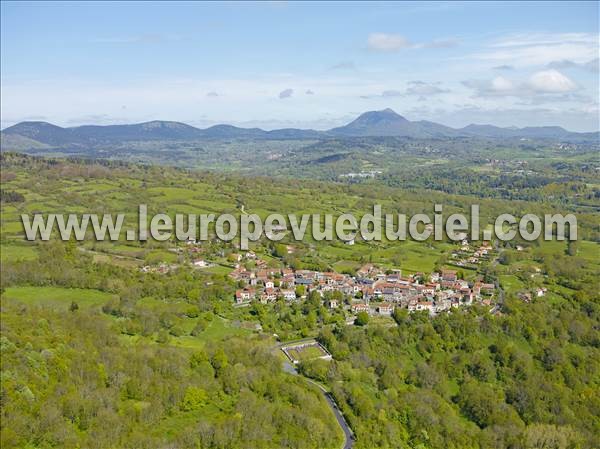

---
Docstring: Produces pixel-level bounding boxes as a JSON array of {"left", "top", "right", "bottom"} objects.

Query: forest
[{"left": 0, "top": 153, "right": 598, "bottom": 449}]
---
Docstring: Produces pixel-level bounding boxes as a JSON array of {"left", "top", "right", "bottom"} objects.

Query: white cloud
[
  {"left": 490, "top": 76, "right": 515, "bottom": 92},
  {"left": 462, "top": 78, "right": 519, "bottom": 97},
  {"left": 463, "top": 70, "right": 577, "bottom": 97},
  {"left": 413, "top": 38, "right": 459, "bottom": 49},
  {"left": 367, "top": 33, "right": 411, "bottom": 52},
  {"left": 471, "top": 32, "right": 599, "bottom": 67},
  {"left": 367, "top": 33, "right": 458, "bottom": 52},
  {"left": 528, "top": 70, "right": 577, "bottom": 93},
  {"left": 361, "top": 81, "right": 449, "bottom": 99},
  {"left": 405, "top": 81, "right": 449, "bottom": 96},
  {"left": 490, "top": 32, "right": 596, "bottom": 49},
  {"left": 278, "top": 88, "right": 294, "bottom": 99},
  {"left": 547, "top": 58, "right": 600, "bottom": 73}
]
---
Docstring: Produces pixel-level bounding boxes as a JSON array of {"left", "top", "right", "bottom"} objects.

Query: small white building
[{"left": 281, "top": 289, "right": 296, "bottom": 301}]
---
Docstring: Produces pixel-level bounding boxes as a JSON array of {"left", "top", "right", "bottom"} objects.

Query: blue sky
[{"left": 1, "top": 1, "right": 598, "bottom": 131}]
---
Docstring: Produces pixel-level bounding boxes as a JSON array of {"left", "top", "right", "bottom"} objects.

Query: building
[
  {"left": 378, "top": 303, "right": 394, "bottom": 316},
  {"left": 441, "top": 270, "right": 458, "bottom": 282},
  {"left": 351, "top": 303, "right": 370, "bottom": 314},
  {"left": 235, "top": 289, "right": 255, "bottom": 304},
  {"left": 281, "top": 289, "right": 296, "bottom": 301}
]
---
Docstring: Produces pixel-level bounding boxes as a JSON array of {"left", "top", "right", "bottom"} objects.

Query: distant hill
[
  {"left": 0, "top": 120, "right": 324, "bottom": 147},
  {"left": 266, "top": 128, "right": 323, "bottom": 139},
  {"left": 73, "top": 121, "right": 203, "bottom": 142},
  {"left": 2, "top": 110, "right": 597, "bottom": 150},
  {"left": 201, "top": 124, "right": 267, "bottom": 139},
  {"left": 2, "top": 120, "right": 204, "bottom": 145},
  {"left": 458, "top": 123, "right": 598, "bottom": 140},
  {"left": 2, "top": 121, "right": 74, "bottom": 146},
  {"left": 328, "top": 109, "right": 597, "bottom": 140},
  {"left": 0, "top": 132, "right": 52, "bottom": 151},
  {"left": 328, "top": 109, "right": 459, "bottom": 138}
]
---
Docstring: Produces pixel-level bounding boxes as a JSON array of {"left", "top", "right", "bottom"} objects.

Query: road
[
  {"left": 490, "top": 246, "right": 506, "bottom": 305},
  {"left": 279, "top": 352, "right": 355, "bottom": 449},
  {"left": 304, "top": 376, "right": 355, "bottom": 449}
]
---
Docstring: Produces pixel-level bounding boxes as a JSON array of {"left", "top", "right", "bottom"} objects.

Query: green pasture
[{"left": 1, "top": 286, "right": 114, "bottom": 310}]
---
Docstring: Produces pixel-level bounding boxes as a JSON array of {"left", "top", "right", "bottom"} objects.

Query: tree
[
  {"left": 523, "top": 424, "right": 581, "bottom": 449},
  {"left": 392, "top": 307, "right": 408, "bottom": 325},
  {"left": 180, "top": 387, "right": 208, "bottom": 411},
  {"left": 191, "top": 319, "right": 209, "bottom": 336},
  {"left": 457, "top": 381, "right": 502, "bottom": 428},
  {"left": 273, "top": 243, "right": 287, "bottom": 258},
  {"left": 354, "top": 312, "right": 369, "bottom": 326},
  {"left": 295, "top": 285, "right": 306, "bottom": 297},
  {"left": 156, "top": 329, "right": 170, "bottom": 344},
  {"left": 211, "top": 348, "right": 229, "bottom": 373}
]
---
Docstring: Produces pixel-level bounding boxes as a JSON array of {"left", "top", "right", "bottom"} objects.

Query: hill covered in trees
[{"left": 0, "top": 154, "right": 598, "bottom": 449}]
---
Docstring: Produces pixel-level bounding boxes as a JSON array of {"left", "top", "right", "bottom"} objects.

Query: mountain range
[{"left": 2, "top": 109, "right": 597, "bottom": 148}]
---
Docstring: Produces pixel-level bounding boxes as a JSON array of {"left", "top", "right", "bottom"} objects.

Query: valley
[
  {"left": 1, "top": 151, "right": 598, "bottom": 448},
  {"left": 2, "top": 2, "right": 599, "bottom": 448}
]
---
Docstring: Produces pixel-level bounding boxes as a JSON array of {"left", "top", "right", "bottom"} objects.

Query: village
[
  {"left": 136, "top": 237, "right": 504, "bottom": 318},
  {"left": 229, "top": 241, "right": 498, "bottom": 318},
  {"left": 449, "top": 238, "right": 494, "bottom": 268}
]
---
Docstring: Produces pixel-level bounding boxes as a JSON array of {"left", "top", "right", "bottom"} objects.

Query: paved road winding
[
  {"left": 304, "top": 376, "right": 355, "bottom": 449},
  {"left": 280, "top": 353, "right": 354, "bottom": 449}
]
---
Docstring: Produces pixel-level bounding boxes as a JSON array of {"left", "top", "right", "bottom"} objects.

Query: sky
[{"left": 1, "top": 1, "right": 599, "bottom": 131}]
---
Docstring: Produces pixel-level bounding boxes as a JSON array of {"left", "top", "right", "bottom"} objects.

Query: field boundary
[{"left": 281, "top": 339, "right": 332, "bottom": 364}]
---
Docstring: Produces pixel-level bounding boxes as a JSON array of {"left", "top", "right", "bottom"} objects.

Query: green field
[
  {"left": 284, "top": 342, "right": 329, "bottom": 362},
  {"left": 1, "top": 286, "right": 114, "bottom": 310},
  {"left": 499, "top": 275, "right": 526, "bottom": 293},
  {"left": 0, "top": 243, "right": 38, "bottom": 263}
]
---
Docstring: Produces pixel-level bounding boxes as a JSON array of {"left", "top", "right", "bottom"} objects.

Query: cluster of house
[
  {"left": 450, "top": 239, "right": 493, "bottom": 267},
  {"left": 232, "top": 260, "right": 496, "bottom": 316},
  {"left": 339, "top": 170, "right": 383, "bottom": 179}
]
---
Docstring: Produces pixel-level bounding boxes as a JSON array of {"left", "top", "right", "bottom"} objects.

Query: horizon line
[{"left": 2, "top": 108, "right": 599, "bottom": 134}]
